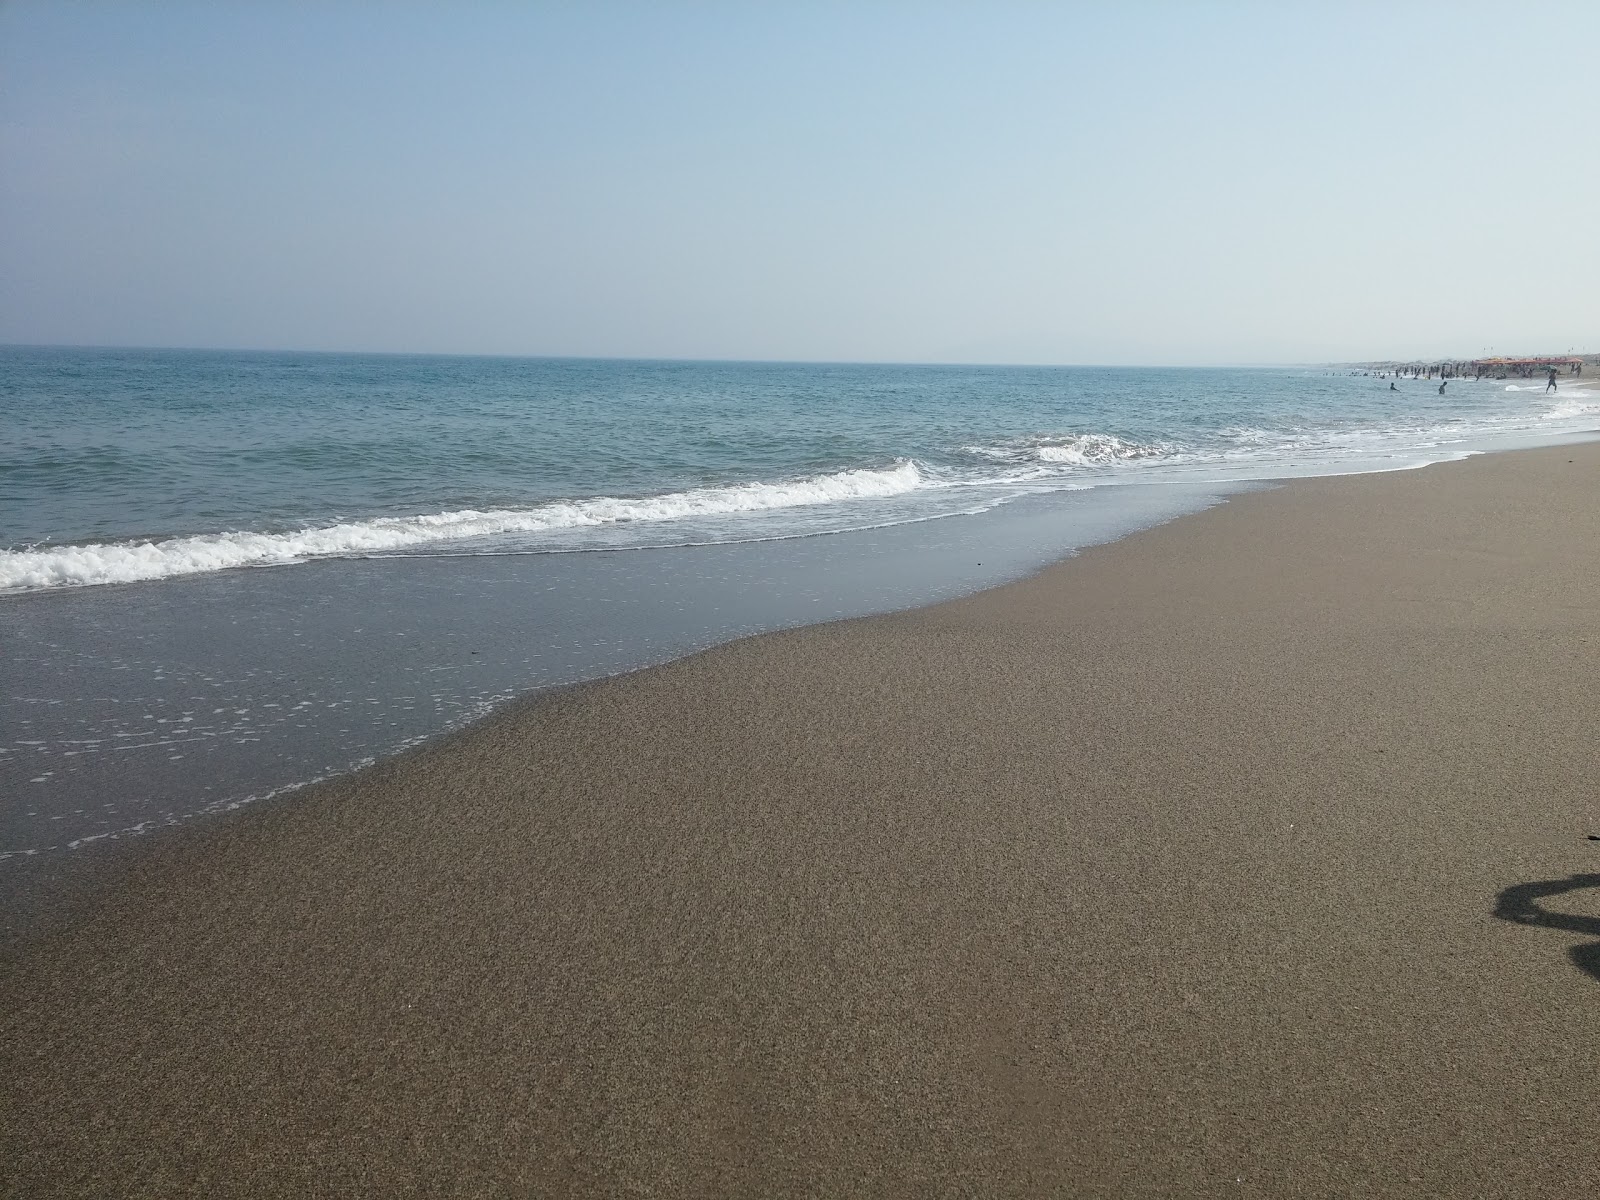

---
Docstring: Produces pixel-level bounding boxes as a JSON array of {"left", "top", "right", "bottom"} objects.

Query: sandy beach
[{"left": 5, "top": 441, "right": 1600, "bottom": 1197}]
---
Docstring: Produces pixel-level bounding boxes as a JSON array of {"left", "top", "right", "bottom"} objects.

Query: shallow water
[{"left": 1, "top": 482, "right": 1242, "bottom": 857}]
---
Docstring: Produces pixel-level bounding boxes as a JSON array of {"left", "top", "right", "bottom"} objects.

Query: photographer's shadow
[{"left": 1493, "top": 873, "right": 1600, "bottom": 983}]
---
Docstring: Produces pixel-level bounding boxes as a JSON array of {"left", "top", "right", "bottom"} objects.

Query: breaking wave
[
  {"left": 1542, "top": 391, "right": 1600, "bottom": 419},
  {"left": 962, "top": 432, "right": 1176, "bottom": 467},
  {"left": 0, "top": 460, "right": 926, "bottom": 592}
]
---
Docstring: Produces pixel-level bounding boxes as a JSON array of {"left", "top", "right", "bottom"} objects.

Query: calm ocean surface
[
  {"left": 4, "top": 347, "right": 1597, "bottom": 867},
  {"left": 6, "top": 347, "right": 1596, "bottom": 591}
]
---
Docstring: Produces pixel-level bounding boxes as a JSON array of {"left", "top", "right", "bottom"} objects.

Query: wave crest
[
  {"left": 1034, "top": 433, "right": 1171, "bottom": 464},
  {"left": 1542, "top": 391, "right": 1599, "bottom": 419},
  {"left": 964, "top": 432, "right": 1175, "bottom": 467},
  {"left": 0, "top": 460, "right": 924, "bottom": 592}
]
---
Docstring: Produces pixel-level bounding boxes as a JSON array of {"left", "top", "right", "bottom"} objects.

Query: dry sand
[{"left": 5, "top": 442, "right": 1600, "bottom": 1198}]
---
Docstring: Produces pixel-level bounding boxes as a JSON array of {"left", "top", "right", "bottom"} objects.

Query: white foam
[
  {"left": 0, "top": 460, "right": 925, "bottom": 592},
  {"left": 962, "top": 432, "right": 1174, "bottom": 467},
  {"left": 1034, "top": 433, "right": 1172, "bottom": 465},
  {"left": 1542, "top": 392, "right": 1600, "bottom": 419}
]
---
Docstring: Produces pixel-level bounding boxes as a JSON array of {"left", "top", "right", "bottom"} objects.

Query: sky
[{"left": 2, "top": 1, "right": 1596, "bottom": 365}]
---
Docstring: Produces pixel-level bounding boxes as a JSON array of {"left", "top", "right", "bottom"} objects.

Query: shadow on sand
[{"left": 1493, "top": 873, "right": 1600, "bottom": 983}]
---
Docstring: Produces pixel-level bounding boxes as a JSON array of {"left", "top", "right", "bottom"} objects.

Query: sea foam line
[
  {"left": 0, "top": 460, "right": 925, "bottom": 592},
  {"left": 961, "top": 432, "right": 1177, "bottom": 466}
]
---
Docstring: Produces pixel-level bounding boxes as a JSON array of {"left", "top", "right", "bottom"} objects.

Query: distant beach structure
[{"left": 1349, "top": 354, "right": 1587, "bottom": 383}]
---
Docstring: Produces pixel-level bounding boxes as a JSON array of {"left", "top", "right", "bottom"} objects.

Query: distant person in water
[
  {"left": 1390, "top": 381, "right": 1398, "bottom": 390},
  {"left": 1438, "top": 380, "right": 1447, "bottom": 394},
  {"left": 1547, "top": 369, "right": 1559, "bottom": 393}
]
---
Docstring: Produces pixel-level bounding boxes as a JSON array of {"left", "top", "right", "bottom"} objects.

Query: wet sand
[{"left": 5, "top": 443, "right": 1600, "bottom": 1197}]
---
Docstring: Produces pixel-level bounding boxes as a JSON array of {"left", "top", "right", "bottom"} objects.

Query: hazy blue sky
[{"left": 2, "top": 2, "right": 1595, "bottom": 364}]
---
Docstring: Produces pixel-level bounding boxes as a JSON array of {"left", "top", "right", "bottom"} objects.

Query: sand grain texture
[{"left": 5, "top": 444, "right": 1600, "bottom": 1197}]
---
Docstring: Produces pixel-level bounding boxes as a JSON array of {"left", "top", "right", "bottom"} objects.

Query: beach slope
[{"left": 5, "top": 443, "right": 1600, "bottom": 1197}]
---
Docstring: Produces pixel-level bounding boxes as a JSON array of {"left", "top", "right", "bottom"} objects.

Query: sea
[{"left": 4, "top": 346, "right": 1597, "bottom": 865}]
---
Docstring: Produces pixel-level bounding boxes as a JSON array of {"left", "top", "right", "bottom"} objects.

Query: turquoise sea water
[{"left": 5, "top": 347, "right": 1595, "bottom": 592}]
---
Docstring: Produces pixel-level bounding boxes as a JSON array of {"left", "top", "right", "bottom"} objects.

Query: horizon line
[{"left": 8, "top": 339, "right": 1552, "bottom": 371}]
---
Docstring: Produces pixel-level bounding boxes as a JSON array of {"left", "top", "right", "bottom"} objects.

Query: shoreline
[
  {"left": 6, "top": 441, "right": 1600, "bottom": 1195},
  {"left": 9, "top": 418, "right": 1595, "bottom": 871},
  {"left": 1, "top": 475, "right": 1252, "bottom": 871},
  {"left": 7, "top": 352, "right": 1598, "bottom": 872}
]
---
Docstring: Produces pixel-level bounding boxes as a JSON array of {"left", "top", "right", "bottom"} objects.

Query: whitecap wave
[
  {"left": 1542, "top": 392, "right": 1600, "bottom": 419},
  {"left": 963, "top": 432, "right": 1175, "bottom": 467},
  {"left": 0, "top": 460, "right": 926, "bottom": 592},
  {"left": 1035, "top": 433, "right": 1172, "bottom": 464}
]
